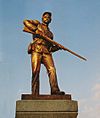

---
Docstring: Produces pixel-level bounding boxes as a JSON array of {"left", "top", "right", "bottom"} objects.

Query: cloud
[
  {"left": 93, "top": 83, "right": 100, "bottom": 91},
  {"left": 92, "top": 83, "right": 100, "bottom": 101},
  {"left": 78, "top": 81, "right": 100, "bottom": 118}
]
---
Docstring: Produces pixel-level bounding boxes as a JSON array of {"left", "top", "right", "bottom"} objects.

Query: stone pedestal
[{"left": 15, "top": 94, "right": 78, "bottom": 118}]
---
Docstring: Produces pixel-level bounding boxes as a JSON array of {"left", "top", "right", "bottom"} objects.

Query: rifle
[{"left": 23, "top": 27, "right": 87, "bottom": 61}]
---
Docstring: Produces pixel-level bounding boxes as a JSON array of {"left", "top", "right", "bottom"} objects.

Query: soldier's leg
[
  {"left": 42, "top": 53, "right": 60, "bottom": 94},
  {"left": 31, "top": 52, "right": 42, "bottom": 95}
]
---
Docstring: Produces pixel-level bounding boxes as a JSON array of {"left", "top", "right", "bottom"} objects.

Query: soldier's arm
[
  {"left": 50, "top": 45, "right": 62, "bottom": 52},
  {"left": 49, "top": 34, "right": 62, "bottom": 52},
  {"left": 23, "top": 19, "right": 40, "bottom": 32}
]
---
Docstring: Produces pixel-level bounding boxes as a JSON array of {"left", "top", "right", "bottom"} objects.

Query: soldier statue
[{"left": 23, "top": 12, "right": 65, "bottom": 95}]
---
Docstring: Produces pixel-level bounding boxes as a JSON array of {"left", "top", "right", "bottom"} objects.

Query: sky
[{"left": 0, "top": 0, "right": 100, "bottom": 118}]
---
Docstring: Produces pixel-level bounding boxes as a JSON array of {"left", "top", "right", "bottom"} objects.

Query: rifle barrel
[{"left": 42, "top": 33, "right": 87, "bottom": 61}]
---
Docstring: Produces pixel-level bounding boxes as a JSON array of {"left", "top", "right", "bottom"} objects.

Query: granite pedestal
[{"left": 15, "top": 94, "right": 78, "bottom": 118}]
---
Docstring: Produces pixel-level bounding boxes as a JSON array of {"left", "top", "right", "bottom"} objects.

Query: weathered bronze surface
[{"left": 23, "top": 12, "right": 65, "bottom": 95}]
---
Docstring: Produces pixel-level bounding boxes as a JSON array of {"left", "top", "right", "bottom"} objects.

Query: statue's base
[
  {"left": 21, "top": 94, "right": 71, "bottom": 100},
  {"left": 15, "top": 94, "right": 78, "bottom": 118}
]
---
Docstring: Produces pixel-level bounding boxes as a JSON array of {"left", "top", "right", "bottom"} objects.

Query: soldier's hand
[{"left": 55, "top": 46, "right": 62, "bottom": 50}]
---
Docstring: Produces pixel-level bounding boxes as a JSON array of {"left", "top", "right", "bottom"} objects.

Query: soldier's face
[{"left": 42, "top": 14, "right": 51, "bottom": 24}]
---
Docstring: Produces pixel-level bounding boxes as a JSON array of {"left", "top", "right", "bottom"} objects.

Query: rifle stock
[{"left": 23, "top": 27, "right": 87, "bottom": 61}]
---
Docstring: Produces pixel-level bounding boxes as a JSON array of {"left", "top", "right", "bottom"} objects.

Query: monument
[{"left": 15, "top": 12, "right": 86, "bottom": 118}]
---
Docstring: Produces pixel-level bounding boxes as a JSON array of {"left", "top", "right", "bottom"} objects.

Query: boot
[{"left": 51, "top": 90, "right": 65, "bottom": 95}]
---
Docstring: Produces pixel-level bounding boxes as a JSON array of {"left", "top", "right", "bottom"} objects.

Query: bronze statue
[
  {"left": 23, "top": 12, "right": 65, "bottom": 95},
  {"left": 23, "top": 12, "right": 86, "bottom": 96}
]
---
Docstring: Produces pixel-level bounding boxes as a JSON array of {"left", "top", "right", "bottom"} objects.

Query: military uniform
[{"left": 23, "top": 19, "right": 64, "bottom": 95}]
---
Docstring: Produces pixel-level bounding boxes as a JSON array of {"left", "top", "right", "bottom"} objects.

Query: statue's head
[{"left": 42, "top": 12, "right": 52, "bottom": 24}]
